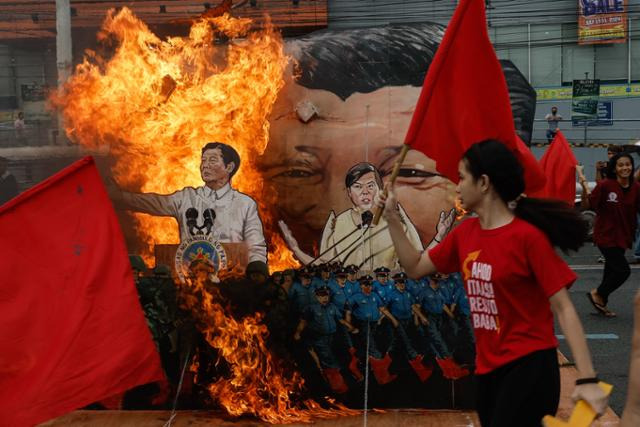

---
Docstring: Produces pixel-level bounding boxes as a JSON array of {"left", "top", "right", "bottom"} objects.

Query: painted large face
[
  {"left": 200, "top": 147, "right": 232, "bottom": 185},
  {"left": 262, "top": 81, "right": 456, "bottom": 247}
]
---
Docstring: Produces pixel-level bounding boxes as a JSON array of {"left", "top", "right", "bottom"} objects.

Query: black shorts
[{"left": 475, "top": 348, "right": 560, "bottom": 427}]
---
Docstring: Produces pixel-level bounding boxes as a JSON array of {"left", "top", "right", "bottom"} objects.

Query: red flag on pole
[
  {"left": 404, "top": 0, "right": 545, "bottom": 193},
  {"left": 0, "top": 157, "right": 164, "bottom": 427},
  {"left": 535, "top": 130, "right": 578, "bottom": 204}
]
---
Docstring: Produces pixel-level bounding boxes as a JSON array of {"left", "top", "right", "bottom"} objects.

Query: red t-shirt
[
  {"left": 428, "top": 217, "right": 576, "bottom": 375},
  {"left": 590, "top": 179, "right": 640, "bottom": 249}
]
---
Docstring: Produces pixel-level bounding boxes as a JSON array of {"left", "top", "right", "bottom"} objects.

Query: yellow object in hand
[{"left": 542, "top": 382, "right": 613, "bottom": 427}]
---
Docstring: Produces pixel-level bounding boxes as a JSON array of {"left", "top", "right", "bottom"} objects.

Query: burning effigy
[
  {"left": 50, "top": 7, "right": 365, "bottom": 423},
  {"left": 46, "top": 1, "right": 537, "bottom": 421}
]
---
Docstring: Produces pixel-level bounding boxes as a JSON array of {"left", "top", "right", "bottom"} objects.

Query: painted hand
[
  {"left": 435, "top": 208, "right": 457, "bottom": 241},
  {"left": 278, "top": 220, "right": 300, "bottom": 251}
]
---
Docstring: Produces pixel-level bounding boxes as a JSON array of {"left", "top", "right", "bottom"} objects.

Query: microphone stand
[
  {"left": 308, "top": 212, "right": 373, "bottom": 265},
  {"left": 331, "top": 224, "right": 389, "bottom": 266}
]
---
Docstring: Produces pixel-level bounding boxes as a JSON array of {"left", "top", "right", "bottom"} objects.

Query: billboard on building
[
  {"left": 578, "top": 0, "right": 627, "bottom": 45},
  {"left": 572, "top": 79, "right": 601, "bottom": 123}
]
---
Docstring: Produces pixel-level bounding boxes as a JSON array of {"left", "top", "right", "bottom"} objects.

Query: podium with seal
[{"left": 154, "top": 240, "right": 249, "bottom": 280}]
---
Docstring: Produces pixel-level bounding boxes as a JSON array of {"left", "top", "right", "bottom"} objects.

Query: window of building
[
  {"left": 494, "top": 25, "right": 528, "bottom": 81},
  {"left": 531, "top": 24, "right": 562, "bottom": 87},
  {"left": 561, "top": 23, "right": 595, "bottom": 84}
]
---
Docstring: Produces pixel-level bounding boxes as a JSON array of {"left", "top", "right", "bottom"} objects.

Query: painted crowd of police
[
  {"left": 128, "top": 254, "right": 475, "bottom": 402},
  {"left": 280, "top": 262, "right": 475, "bottom": 394}
]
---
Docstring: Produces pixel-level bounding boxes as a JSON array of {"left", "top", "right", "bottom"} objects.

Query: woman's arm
[
  {"left": 550, "top": 288, "right": 609, "bottom": 415},
  {"left": 376, "top": 187, "right": 445, "bottom": 278}
]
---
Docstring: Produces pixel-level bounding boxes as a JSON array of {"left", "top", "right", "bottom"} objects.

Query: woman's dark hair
[
  {"left": 345, "top": 162, "right": 383, "bottom": 189},
  {"left": 462, "top": 140, "right": 588, "bottom": 253},
  {"left": 606, "top": 152, "right": 634, "bottom": 181}
]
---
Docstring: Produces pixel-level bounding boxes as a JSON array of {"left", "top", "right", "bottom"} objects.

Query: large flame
[
  {"left": 51, "top": 7, "right": 297, "bottom": 271},
  {"left": 181, "top": 275, "right": 359, "bottom": 423}
]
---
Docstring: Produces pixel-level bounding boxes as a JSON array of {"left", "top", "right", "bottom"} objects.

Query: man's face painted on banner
[
  {"left": 261, "top": 79, "right": 456, "bottom": 246},
  {"left": 200, "top": 147, "right": 233, "bottom": 185},
  {"left": 348, "top": 171, "right": 379, "bottom": 211}
]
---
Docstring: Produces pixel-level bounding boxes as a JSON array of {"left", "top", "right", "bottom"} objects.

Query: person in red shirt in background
[
  {"left": 377, "top": 140, "right": 608, "bottom": 427},
  {"left": 578, "top": 152, "right": 640, "bottom": 317}
]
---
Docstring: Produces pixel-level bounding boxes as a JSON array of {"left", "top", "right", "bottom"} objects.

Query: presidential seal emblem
[{"left": 174, "top": 235, "right": 227, "bottom": 284}]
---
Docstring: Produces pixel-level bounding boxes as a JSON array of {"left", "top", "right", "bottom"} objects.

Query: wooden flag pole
[{"left": 372, "top": 143, "right": 411, "bottom": 226}]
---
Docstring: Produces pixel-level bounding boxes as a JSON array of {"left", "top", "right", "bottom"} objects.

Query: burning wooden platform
[
  {"left": 41, "top": 409, "right": 478, "bottom": 426},
  {"left": 40, "top": 353, "right": 621, "bottom": 427}
]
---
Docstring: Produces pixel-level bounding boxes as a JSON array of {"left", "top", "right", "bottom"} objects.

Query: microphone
[
  {"left": 307, "top": 211, "right": 375, "bottom": 265},
  {"left": 202, "top": 208, "right": 216, "bottom": 235},
  {"left": 185, "top": 208, "right": 199, "bottom": 236},
  {"left": 361, "top": 210, "right": 373, "bottom": 227}
]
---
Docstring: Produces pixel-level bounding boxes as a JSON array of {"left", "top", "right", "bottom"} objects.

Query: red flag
[
  {"left": 0, "top": 157, "right": 164, "bottom": 426},
  {"left": 404, "top": 0, "right": 545, "bottom": 193},
  {"left": 536, "top": 130, "right": 578, "bottom": 204}
]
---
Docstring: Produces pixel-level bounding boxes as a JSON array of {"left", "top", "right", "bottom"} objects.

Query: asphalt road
[{"left": 557, "top": 244, "right": 639, "bottom": 416}]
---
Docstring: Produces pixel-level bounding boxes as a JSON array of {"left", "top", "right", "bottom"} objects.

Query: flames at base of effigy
[{"left": 179, "top": 274, "right": 360, "bottom": 423}]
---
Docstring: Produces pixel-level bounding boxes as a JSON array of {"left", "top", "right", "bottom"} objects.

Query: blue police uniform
[
  {"left": 418, "top": 285, "right": 452, "bottom": 359},
  {"left": 446, "top": 273, "right": 475, "bottom": 355},
  {"left": 439, "top": 277, "right": 456, "bottom": 306},
  {"left": 388, "top": 288, "right": 416, "bottom": 320},
  {"left": 419, "top": 285, "right": 445, "bottom": 315},
  {"left": 448, "top": 273, "right": 470, "bottom": 316},
  {"left": 373, "top": 279, "right": 394, "bottom": 304},
  {"left": 303, "top": 302, "right": 343, "bottom": 369},
  {"left": 328, "top": 280, "right": 358, "bottom": 349},
  {"left": 349, "top": 292, "right": 384, "bottom": 322},
  {"left": 387, "top": 288, "right": 419, "bottom": 359},
  {"left": 288, "top": 281, "right": 317, "bottom": 316},
  {"left": 312, "top": 276, "right": 336, "bottom": 289},
  {"left": 406, "top": 277, "right": 428, "bottom": 299},
  {"left": 328, "top": 281, "right": 357, "bottom": 314},
  {"left": 348, "top": 291, "right": 385, "bottom": 358},
  {"left": 305, "top": 303, "right": 341, "bottom": 335}
]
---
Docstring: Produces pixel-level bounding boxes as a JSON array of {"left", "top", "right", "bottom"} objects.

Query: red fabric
[
  {"left": 428, "top": 217, "right": 576, "bottom": 374},
  {"left": 589, "top": 179, "right": 640, "bottom": 249},
  {"left": 534, "top": 131, "right": 577, "bottom": 204},
  {"left": 0, "top": 157, "right": 164, "bottom": 427},
  {"left": 404, "top": 0, "right": 545, "bottom": 193}
]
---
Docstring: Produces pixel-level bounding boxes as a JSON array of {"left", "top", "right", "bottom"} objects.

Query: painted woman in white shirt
[
  {"left": 118, "top": 142, "right": 267, "bottom": 265},
  {"left": 279, "top": 162, "right": 423, "bottom": 272}
]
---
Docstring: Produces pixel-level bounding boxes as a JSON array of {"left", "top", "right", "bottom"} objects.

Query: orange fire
[
  {"left": 180, "top": 273, "right": 359, "bottom": 423},
  {"left": 454, "top": 197, "right": 468, "bottom": 220},
  {"left": 50, "top": 7, "right": 297, "bottom": 272}
]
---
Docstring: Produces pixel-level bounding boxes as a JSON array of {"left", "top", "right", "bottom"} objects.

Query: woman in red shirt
[
  {"left": 579, "top": 152, "right": 640, "bottom": 317},
  {"left": 377, "top": 140, "right": 608, "bottom": 427}
]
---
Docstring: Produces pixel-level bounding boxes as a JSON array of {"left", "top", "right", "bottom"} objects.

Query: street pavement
[{"left": 557, "top": 244, "right": 638, "bottom": 416}]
